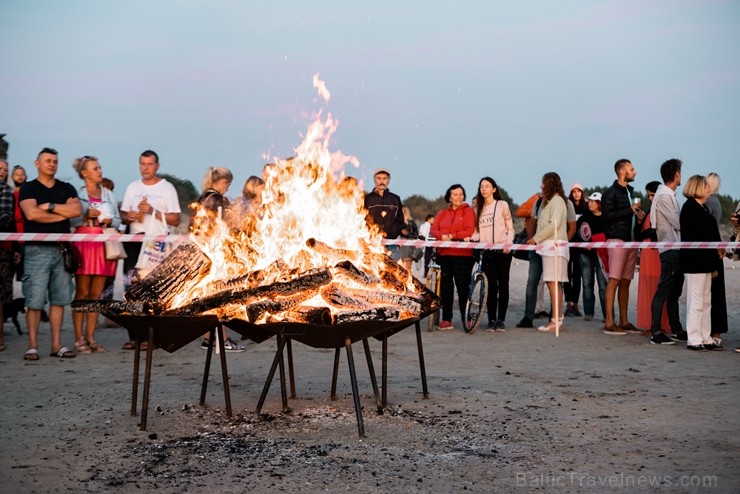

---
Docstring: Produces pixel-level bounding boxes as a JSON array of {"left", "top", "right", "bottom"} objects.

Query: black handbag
[
  {"left": 59, "top": 242, "right": 81, "bottom": 274},
  {"left": 512, "top": 229, "right": 530, "bottom": 261}
]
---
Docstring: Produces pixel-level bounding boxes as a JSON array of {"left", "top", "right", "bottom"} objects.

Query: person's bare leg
[
  {"left": 26, "top": 308, "right": 41, "bottom": 350},
  {"left": 49, "top": 305, "right": 65, "bottom": 353},
  {"left": 605, "top": 278, "right": 620, "bottom": 327},
  {"left": 0, "top": 306, "right": 5, "bottom": 349},
  {"left": 618, "top": 279, "right": 631, "bottom": 326},
  {"left": 73, "top": 274, "right": 92, "bottom": 342}
]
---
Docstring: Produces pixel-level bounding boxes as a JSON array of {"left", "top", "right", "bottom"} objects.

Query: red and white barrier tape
[{"left": 1, "top": 232, "right": 737, "bottom": 251}]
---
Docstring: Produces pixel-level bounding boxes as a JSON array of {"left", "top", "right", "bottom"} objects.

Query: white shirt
[{"left": 121, "top": 179, "right": 181, "bottom": 234}]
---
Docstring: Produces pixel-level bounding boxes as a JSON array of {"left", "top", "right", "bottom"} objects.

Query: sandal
[
  {"left": 88, "top": 340, "right": 107, "bottom": 353},
  {"left": 50, "top": 347, "right": 76, "bottom": 358},
  {"left": 74, "top": 338, "right": 93, "bottom": 354},
  {"left": 24, "top": 348, "right": 39, "bottom": 361},
  {"left": 122, "top": 340, "right": 137, "bottom": 350}
]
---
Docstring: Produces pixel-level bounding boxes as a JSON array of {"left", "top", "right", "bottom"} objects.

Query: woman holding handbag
[{"left": 70, "top": 156, "right": 121, "bottom": 353}]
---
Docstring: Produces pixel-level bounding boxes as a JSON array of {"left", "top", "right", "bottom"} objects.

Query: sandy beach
[{"left": 1, "top": 258, "right": 739, "bottom": 493}]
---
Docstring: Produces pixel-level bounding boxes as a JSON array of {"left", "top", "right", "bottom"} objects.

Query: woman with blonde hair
[
  {"left": 703, "top": 172, "right": 727, "bottom": 347},
  {"left": 191, "top": 166, "right": 233, "bottom": 234},
  {"left": 527, "top": 172, "right": 569, "bottom": 332},
  {"left": 70, "top": 156, "right": 121, "bottom": 353},
  {"left": 679, "top": 175, "right": 723, "bottom": 351}
]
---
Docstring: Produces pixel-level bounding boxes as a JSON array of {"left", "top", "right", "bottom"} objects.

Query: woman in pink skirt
[{"left": 70, "top": 156, "right": 121, "bottom": 353}]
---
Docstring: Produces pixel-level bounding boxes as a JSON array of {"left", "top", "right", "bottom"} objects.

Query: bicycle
[
  {"left": 424, "top": 242, "right": 442, "bottom": 332},
  {"left": 464, "top": 248, "right": 488, "bottom": 334}
]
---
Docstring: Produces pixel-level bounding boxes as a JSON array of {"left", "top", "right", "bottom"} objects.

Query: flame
[{"left": 167, "top": 78, "right": 426, "bottom": 322}]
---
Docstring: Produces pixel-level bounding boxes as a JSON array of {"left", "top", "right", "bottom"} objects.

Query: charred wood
[
  {"left": 245, "top": 289, "right": 319, "bottom": 322},
  {"left": 331, "top": 306, "right": 400, "bottom": 324},
  {"left": 320, "top": 283, "right": 372, "bottom": 309},
  {"left": 306, "top": 238, "right": 357, "bottom": 260},
  {"left": 333, "top": 260, "right": 380, "bottom": 285},
  {"left": 282, "top": 306, "right": 332, "bottom": 325},
  {"left": 124, "top": 241, "right": 212, "bottom": 309},
  {"left": 71, "top": 299, "right": 151, "bottom": 315}
]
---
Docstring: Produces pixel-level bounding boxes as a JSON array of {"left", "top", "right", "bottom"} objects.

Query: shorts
[
  {"left": 606, "top": 239, "right": 637, "bottom": 280},
  {"left": 542, "top": 255, "right": 568, "bottom": 282},
  {"left": 386, "top": 245, "right": 401, "bottom": 261},
  {"left": 21, "top": 244, "right": 75, "bottom": 309}
]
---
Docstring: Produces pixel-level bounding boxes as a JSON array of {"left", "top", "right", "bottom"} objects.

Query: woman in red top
[{"left": 430, "top": 184, "right": 476, "bottom": 330}]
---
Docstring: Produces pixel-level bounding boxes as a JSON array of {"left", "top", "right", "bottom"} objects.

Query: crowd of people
[{"left": 1, "top": 152, "right": 738, "bottom": 359}]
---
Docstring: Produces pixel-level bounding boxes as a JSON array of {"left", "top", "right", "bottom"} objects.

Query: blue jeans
[
  {"left": 21, "top": 244, "right": 75, "bottom": 309},
  {"left": 579, "top": 250, "right": 607, "bottom": 319},
  {"left": 524, "top": 251, "right": 543, "bottom": 320},
  {"left": 650, "top": 250, "right": 684, "bottom": 335}
]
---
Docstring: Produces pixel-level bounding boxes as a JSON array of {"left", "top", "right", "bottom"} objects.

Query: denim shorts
[{"left": 22, "top": 244, "right": 75, "bottom": 308}]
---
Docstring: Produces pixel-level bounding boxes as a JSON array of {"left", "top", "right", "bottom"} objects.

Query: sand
[{"left": 1, "top": 258, "right": 739, "bottom": 493}]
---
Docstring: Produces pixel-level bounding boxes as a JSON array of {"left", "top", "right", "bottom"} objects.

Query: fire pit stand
[
  {"left": 103, "top": 314, "right": 231, "bottom": 431},
  {"left": 249, "top": 319, "right": 412, "bottom": 437}
]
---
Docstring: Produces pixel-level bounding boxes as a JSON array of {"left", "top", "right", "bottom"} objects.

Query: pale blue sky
[{"left": 2, "top": 0, "right": 739, "bottom": 206}]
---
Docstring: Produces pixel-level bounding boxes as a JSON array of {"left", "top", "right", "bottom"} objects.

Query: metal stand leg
[
  {"left": 362, "top": 339, "right": 382, "bottom": 411},
  {"left": 287, "top": 339, "right": 296, "bottom": 399},
  {"left": 345, "top": 336, "right": 365, "bottom": 437},
  {"left": 330, "top": 347, "right": 341, "bottom": 401},
  {"left": 200, "top": 327, "right": 216, "bottom": 405},
  {"left": 256, "top": 335, "right": 288, "bottom": 415},
  {"left": 277, "top": 336, "right": 289, "bottom": 412},
  {"left": 381, "top": 333, "right": 388, "bottom": 408},
  {"left": 216, "top": 324, "right": 232, "bottom": 417},
  {"left": 415, "top": 321, "right": 429, "bottom": 399},
  {"left": 140, "top": 326, "right": 155, "bottom": 431},
  {"left": 131, "top": 336, "right": 141, "bottom": 416}
]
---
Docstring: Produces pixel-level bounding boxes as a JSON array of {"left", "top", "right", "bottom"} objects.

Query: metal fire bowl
[
  {"left": 237, "top": 317, "right": 421, "bottom": 349},
  {"left": 222, "top": 318, "right": 274, "bottom": 344},
  {"left": 104, "top": 314, "right": 221, "bottom": 353}
]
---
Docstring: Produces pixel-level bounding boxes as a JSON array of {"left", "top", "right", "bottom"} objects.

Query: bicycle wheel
[
  {"left": 425, "top": 267, "right": 441, "bottom": 331},
  {"left": 464, "top": 273, "right": 488, "bottom": 334}
]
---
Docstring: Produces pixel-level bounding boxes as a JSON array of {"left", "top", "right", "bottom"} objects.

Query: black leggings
[
  {"left": 483, "top": 252, "right": 513, "bottom": 322},
  {"left": 438, "top": 255, "right": 474, "bottom": 322}
]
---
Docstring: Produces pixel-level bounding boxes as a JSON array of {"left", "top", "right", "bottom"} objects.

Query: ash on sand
[{"left": 2, "top": 260, "right": 740, "bottom": 493}]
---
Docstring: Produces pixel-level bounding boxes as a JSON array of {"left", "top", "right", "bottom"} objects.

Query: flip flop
[
  {"left": 49, "top": 347, "right": 76, "bottom": 358},
  {"left": 24, "top": 348, "right": 39, "bottom": 361}
]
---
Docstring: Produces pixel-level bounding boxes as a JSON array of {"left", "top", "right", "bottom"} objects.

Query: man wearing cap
[
  {"left": 575, "top": 192, "right": 608, "bottom": 322},
  {"left": 649, "top": 158, "right": 685, "bottom": 345},
  {"left": 364, "top": 168, "right": 407, "bottom": 260}
]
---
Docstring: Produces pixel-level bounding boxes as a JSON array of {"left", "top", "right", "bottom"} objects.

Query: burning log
[
  {"left": 172, "top": 268, "right": 332, "bottom": 316},
  {"left": 125, "top": 241, "right": 212, "bottom": 309},
  {"left": 342, "top": 286, "right": 423, "bottom": 315},
  {"left": 333, "top": 260, "right": 380, "bottom": 285},
  {"left": 245, "top": 289, "right": 319, "bottom": 322},
  {"left": 71, "top": 299, "right": 151, "bottom": 315},
  {"left": 281, "top": 306, "right": 332, "bottom": 325},
  {"left": 320, "top": 283, "right": 372, "bottom": 310},
  {"left": 306, "top": 238, "right": 358, "bottom": 260},
  {"left": 331, "top": 306, "right": 400, "bottom": 324}
]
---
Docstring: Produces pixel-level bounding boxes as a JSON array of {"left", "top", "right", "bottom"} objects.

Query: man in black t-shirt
[{"left": 18, "top": 147, "right": 81, "bottom": 360}]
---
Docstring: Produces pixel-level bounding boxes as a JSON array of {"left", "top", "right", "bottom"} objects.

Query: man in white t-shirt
[{"left": 120, "top": 150, "right": 181, "bottom": 278}]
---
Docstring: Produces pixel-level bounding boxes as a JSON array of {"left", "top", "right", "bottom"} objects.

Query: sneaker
[
  {"left": 703, "top": 343, "right": 724, "bottom": 351},
  {"left": 735, "top": 347, "right": 740, "bottom": 353},
  {"left": 535, "top": 311, "right": 550, "bottom": 319},
  {"left": 564, "top": 307, "right": 574, "bottom": 317},
  {"left": 669, "top": 331, "right": 688, "bottom": 342},
  {"left": 486, "top": 321, "right": 496, "bottom": 330},
  {"left": 572, "top": 307, "right": 582, "bottom": 317},
  {"left": 223, "top": 338, "right": 245, "bottom": 352},
  {"left": 650, "top": 333, "right": 676, "bottom": 345},
  {"left": 687, "top": 344, "right": 707, "bottom": 352},
  {"left": 516, "top": 317, "right": 534, "bottom": 328},
  {"left": 619, "top": 322, "right": 641, "bottom": 334},
  {"left": 494, "top": 320, "right": 506, "bottom": 332},
  {"left": 583, "top": 315, "right": 593, "bottom": 321},
  {"left": 603, "top": 324, "right": 627, "bottom": 336},
  {"left": 438, "top": 320, "right": 454, "bottom": 331},
  {"left": 200, "top": 339, "right": 212, "bottom": 350}
]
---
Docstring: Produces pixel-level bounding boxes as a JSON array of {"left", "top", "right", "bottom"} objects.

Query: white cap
[{"left": 587, "top": 192, "right": 602, "bottom": 201}]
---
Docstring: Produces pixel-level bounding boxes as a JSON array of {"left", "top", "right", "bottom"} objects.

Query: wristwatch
[{"left": 48, "top": 203, "right": 55, "bottom": 212}]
